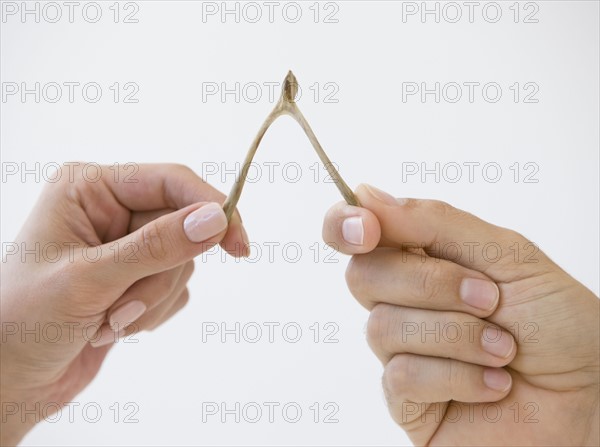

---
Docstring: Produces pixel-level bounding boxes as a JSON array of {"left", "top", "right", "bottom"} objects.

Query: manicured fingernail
[
  {"left": 342, "top": 216, "right": 364, "bottom": 246},
  {"left": 184, "top": 202, "right": 228, "bottom": 243},
  {"left": 460, "top": 278, "right": 499, "bottom": 311},
  {"left": 363, "top": 184, "right": 406, "bottom": 206},
  {"left": 483, "top": 368, "right": 512, "bottom": 392},
  {"left": 481, "top": 326, "right": 515, "bottom": 358},
  {"left": 91, "top": 328, "right": 125, "bottom": 348},
  {"left": 109, "top": 300, "right": 146, "bottom": 332}
]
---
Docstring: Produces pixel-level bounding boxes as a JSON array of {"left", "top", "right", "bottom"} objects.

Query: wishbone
[{"left": 222, "top": 70, "right": 360, "bottom": 221}]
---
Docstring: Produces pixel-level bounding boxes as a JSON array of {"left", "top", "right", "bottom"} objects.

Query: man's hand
[
  {"left": 0, "top": 163, "right": 249, "bottom": 445},
  {"left": 322, "top": 184, "right": 599, "bottom": 446}
]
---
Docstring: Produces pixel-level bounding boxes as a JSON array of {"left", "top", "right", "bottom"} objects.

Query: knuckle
[
  {"left": 345, "top": 252, "right": 382, "bottom": 306},
  {"left": 168, "top": 163, "right": 200, "bottom": 183},
  {"left": 383, "top": 354, "right": 417, "bottom": 398},
  {"left": 366, "top": 304, "right": 391, "bottom": 351},
  {"left": 502, "top": 229, "right": 531, "bottom": 250},
  {"left": 414, "top": 261, "right": 444, "bottom": 302},
  {"left": 447, "top": 359, "right": 467, "bottom": 397},
  {"left": 58, "top": 161, "right": 83, "bottom": 181},
  {"left": 179, "top": 163, "right": 193, "bottom": 173},
  {"left": 72, "top": 176, "right": 95, "bottom": 197},
  {"left": 179, "top": 288, "right": 190, "bottom": 304},
  {"left": 139, "top": 220, "right": 172, "bottom": 263},
  {"left": 171, "top": 163, "right": 193, "bottom": 175},
  {"left": 423, "top": 199, "right": 454, "bottom": 217},
  {"left": 422, "top": 199, "right": 468, "bottom": 227},
  {"left": 437, "top": 312, "right": 465, "bottom": 356},
  {"left": 503, "top": 228, "right": 525, "bottom": 242},
  {"left": 62, "top": 162, "right": 91, "bottom": 185},
  {"left": 345, "top": 254, "right": 369, "bottom": 299}
]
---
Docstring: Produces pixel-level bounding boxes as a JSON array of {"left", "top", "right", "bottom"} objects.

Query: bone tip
[{"left": 282, "top": 70, "right": 298, "bottom": 103}]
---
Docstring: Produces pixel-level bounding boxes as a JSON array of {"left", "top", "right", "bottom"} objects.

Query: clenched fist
[{"left": 322, "top": 184, "right": 599, "bottom": 446}]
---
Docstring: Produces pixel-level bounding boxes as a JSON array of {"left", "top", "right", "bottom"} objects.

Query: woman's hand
[
  {"left": 322, "top": 184, "right": 599, "bottom": 446},
  {"left": 0, "top": 163, "right": 249, "bottom": 445}
]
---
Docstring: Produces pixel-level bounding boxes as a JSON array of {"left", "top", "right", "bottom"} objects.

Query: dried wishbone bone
[{"left": 222, "top": 70, "right": 360, "bottom": 221}]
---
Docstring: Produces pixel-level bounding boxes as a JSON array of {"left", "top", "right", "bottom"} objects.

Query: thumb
[
  {"left": 94, "top": 202, "right": 228, "bottom": 285},
  {"left": 353, "top": 184, "right": 551, "bottom": 281}
]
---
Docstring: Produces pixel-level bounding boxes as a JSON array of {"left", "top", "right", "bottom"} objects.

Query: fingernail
[
  {"left": 483, "top": 368, "right": 512, "bottom": 392},
  {"left": 460, "top": 278, "right": 499, "bottom": 311},
  {"left": 363, "top": 184, "right": 406, "bottom": 206},
  {"left": 184, "top": 202, "right": 228, "bottom": 243},
  {"left": 342, "top": 216, "right": 364, "bottom": 246},
  {"left": 91, "top": 328, "right": 126, "bottom": 348},
  {"left": 109, "top": 300, "right": 147, "bottom": 331},
  {"left": 481, "top": 326, "right": 515, "bottom": 358}
]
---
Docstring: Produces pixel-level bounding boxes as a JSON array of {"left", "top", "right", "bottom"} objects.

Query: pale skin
[
  {"left": 322, "top": 184, "right": 599, "bottom": 446},
  {"left": 1, "top": 165, "right": 598, "bottom": 446},
  {"left": 0, "top": 163, "right": 250, "bottom": 445}
]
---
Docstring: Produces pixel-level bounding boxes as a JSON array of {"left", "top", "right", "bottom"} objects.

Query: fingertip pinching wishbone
[{"left": 222, "top": 70, "right": 360, "bottom": 221}]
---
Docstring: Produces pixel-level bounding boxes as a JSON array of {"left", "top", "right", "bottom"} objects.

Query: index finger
[
  {"left": 333, "top": 184, "right": 549, "bottom": 281},
  {"left": 103, "top": 163, "right": 249, "bottom": 257},
  {"left": 102, "top": 163, "right": 225, "bottom": 211}
]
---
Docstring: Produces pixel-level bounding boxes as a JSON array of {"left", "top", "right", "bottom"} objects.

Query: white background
[{"left": 1, "top": 1, "right": 598, "bottom": 445}]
